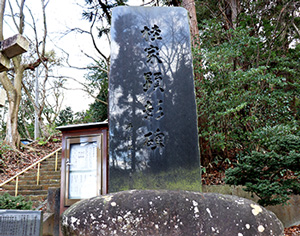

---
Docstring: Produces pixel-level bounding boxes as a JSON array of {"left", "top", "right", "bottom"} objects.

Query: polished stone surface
[
  {"left": 109, "top": 7, "right": 200, "bottom": 192},
  {"left": 0, "top": 210, "right": 42, "bottom": 236}
]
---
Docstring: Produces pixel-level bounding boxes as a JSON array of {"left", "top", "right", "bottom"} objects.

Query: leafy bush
[
  {"left": 225, "top": 125, "right": 300, "bottom": 206},
  {"left": 194, "top": 11, "right": 300, "bottom": 166},
  {"left": 0, "top": 192, "right": 32, "bottom": 210}
]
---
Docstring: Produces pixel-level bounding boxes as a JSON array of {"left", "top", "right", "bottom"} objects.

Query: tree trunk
[
  {"left": 180, "top": 0, "right": 199, "bottom": 45},
  {"left": 3, "top": 57, "right": 24, "bottom": 147},
  {"left": 0, "top": 0, "right": 5, "bottom": 40},
  {"left": 224, "top": 0, "right": 240, "bottom": 29},
  {"left": 0, "top": 0, "right": 48, "bottom": 147}
]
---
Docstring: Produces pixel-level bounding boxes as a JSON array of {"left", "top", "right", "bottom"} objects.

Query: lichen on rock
[{"left": 61, "top": 190, "right": 284, "bottom": 236}]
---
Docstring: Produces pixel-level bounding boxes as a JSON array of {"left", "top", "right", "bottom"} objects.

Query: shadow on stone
[{"left": 61, "top": 190, "right": 284, "bottom": 236}]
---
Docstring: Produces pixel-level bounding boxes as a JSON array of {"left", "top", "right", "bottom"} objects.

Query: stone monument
[
  {"left": 61, "top": 7, "right": 284, "bottom": 236},
  {"left": 109, "top": 6, "right": 201, "bottom": 192},
  {"left": 0, "top": 210, "right": 42, "bottom": 236}
]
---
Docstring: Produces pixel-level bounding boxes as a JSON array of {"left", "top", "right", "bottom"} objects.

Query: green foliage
[
  {"left": 194, "top": 1, "right": 300, "bottom": 205},
  {"left": 0, "top": 192, "right": 32, "bottom": 210},
  {"left": 195, "top": 8, "right": 300, "bottom": 163},
  {"left": 225, "top": 125, "right": 300, "bottom": 206},
  {"left": 56, "top": 106, "right": 74, "bottom": 126},
  {"left": 83, "top": 61, "right": 108, "bottom": 122},
  {"left": 37, "top": 138, "right": 48, "bottom": 146}
]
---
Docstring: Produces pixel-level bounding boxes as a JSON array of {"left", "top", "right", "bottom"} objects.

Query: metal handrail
[{"left": 0, "top": 147, "right": 62, "bottom": 196}]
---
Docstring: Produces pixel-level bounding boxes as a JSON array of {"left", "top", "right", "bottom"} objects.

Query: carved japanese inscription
[{"left": 109, "top": 7, "right": 201, "bottom": 192}]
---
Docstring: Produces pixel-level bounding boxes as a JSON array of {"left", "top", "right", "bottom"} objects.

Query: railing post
[
  {"left": 55, "top": 151, "right": 58, "bottom": 172},
  {"left": 15, "top": 177, "right": 18, "bottom": 197},
  {"left": 37, "top": 163, "right": 40, "bottom": 185}
]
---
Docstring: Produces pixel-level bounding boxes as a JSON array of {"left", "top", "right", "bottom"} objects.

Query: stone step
[
  {"left": 26, "top": 195, "right": 48, "bottom": 204},
  {"left": 6, "top": 180, "right": 60, "bottom": 188},
  {"left": 13, "top": 170, "right": 61, "bottom": 180},
  {"left": 19, "top": 177, "right": 60, "bottom": 184},
  {"left": 10, "top": 178, "right": 60, "bottom": 185},
  {"left": 2, "top": 183, "right": 60, "bottom": 191},
  {"left": 9, "top": 175, "right": 61, "bottom": 185},
  {"left": 5, "top": 189, "right": 48, "bottom": 196},
  {"left": 19, "top": 171, "right": 61, "bottom": 178},
  {"left": 0, "top": 151, "right": 62, "bottom": 208},
  {"left": 18, "top": 172, "right": 61, "bottom": 179},
  {"left": 38, "top": 165, "right": 61, "bottom": 171}
]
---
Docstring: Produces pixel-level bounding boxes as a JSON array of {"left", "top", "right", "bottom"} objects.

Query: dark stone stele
[
  {"left": 109, "top": 6, "right": 200, "bottom": 192},
  {"left": 61, "top": 190, "right": 284, "bottom": 236},
  {"left": 0, "top": 210, "right": 42, "bottom": 236}
]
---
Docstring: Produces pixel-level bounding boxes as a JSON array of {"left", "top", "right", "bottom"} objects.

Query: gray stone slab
[
  {"left": 109, "top": 7, "right": 200, "bottom": 192},
  {"left": 1, "top": 34, "right": 29, "bottom": 58},
  {"left": 0, "top": 210, "right": 42, "bottom": 236}
]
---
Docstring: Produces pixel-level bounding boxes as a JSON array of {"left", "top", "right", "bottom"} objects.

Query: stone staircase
[{"left": 1, "top": 151, "right": 61, "bottom": 208}]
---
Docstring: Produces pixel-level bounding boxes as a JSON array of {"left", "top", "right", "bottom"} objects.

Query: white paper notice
[{"left": 68, "top": 142, "right": 99, "bottom": 199}]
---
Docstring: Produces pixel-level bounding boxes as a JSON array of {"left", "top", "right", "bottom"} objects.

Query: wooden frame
[
  {"left": 64, "top": 134, "right": 102, "bottom": 206},
  {"left": 57, "top": 122, "right": 108, "bottom": 216}
]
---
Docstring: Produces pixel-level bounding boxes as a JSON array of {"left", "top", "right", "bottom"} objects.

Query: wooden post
[
  {"left": 15, "top": 176, "right": 19, "bottom": 197},
  {"left": 37, "top": 163, "right": 40, "bottom": 185},
  {"left": 55, "top": 151, "right": 58, "bottom": 172},
  {"left": 0, "top": 88, "right": 5, "bottom": 107}
]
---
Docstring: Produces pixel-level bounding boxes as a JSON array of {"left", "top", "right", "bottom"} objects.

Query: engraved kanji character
[
  {"left": 141, "top": 26, "right": 151, "bottom": 41},
  {"left": 143, "top": 101, "right": 154, "bottom": 119},
  {"left": 143, "top": 72, "right": 153, "bottom": 92},
  {"left": 156, "top": 100, "right": 164, "bottom": 120},
  {"left": 144, "top": 45, "right": 162, "bottom": 64},
  {"left": 153, "top": 72, "right": 164, "bottom": 92},
  {"left": 150, "top": 24, "right": 162, "bottom": 41},
  {"left": 144, "top": 131, "right": 154, "bottom": 148},
  {"left": 153, "top": 128, "right": 165, "bottom": 149},
  {"left": 144, "top": 128, "right": 165, "bottom": 151}
]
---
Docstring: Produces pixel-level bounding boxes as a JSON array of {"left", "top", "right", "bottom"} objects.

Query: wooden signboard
[{"left": 56, "top": 122, "right": 108, "bottom": 214}]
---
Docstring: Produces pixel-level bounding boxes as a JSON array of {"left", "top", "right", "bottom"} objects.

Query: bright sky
[
  {"left": 3, "top": 0, "right": 103, "bottom": 113},
  {"left": 48, "top": 0, "right": 143, "bottom": 112},
  {"left": 46, "top": 0, "right": 100, "bottom": 112},
  {"left": 3, "top": 0, "right": 146, "bottom": 113}
]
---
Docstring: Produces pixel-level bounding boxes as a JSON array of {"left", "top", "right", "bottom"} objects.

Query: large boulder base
[{"left": 61, "top": 190, "right": 284, "bottom": 236}]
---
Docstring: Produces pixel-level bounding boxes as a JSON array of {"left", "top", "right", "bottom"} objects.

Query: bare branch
[
  {"left": 41, "top": 0, "right": 47, "bottom": 56},
  {"left": 62, "top": 75, "right": 108, "bottom": 105},
  {"left": 89, "top": 8, "right": 108, "bottom": 61},
  {"left": 19, "top": 0, "right": 25, "bottom": 34},
  {"left": 7, "top": 0, "right": 19, "bottom": 31},
  {"left": 292, "top": 21, "right": 300, "bottom": 39},
  {"left": 0, "top": 0, "right": 6, "bottom": 40}
]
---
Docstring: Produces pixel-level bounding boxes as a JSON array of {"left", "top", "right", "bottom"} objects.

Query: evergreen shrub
[
  {"left": 225, "top": 125, "right": 300, "bottom": 206},
  {"left": 0, "top": 192, "right": 32, "bottom": 210}
]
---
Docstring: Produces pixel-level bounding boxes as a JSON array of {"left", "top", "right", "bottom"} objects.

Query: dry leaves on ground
[
  {"left": 0, "top": 135, "right": 61, "bottom": 183},
  {"left": 285, "top": 225, "right": 300, "bottom": 236}
]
